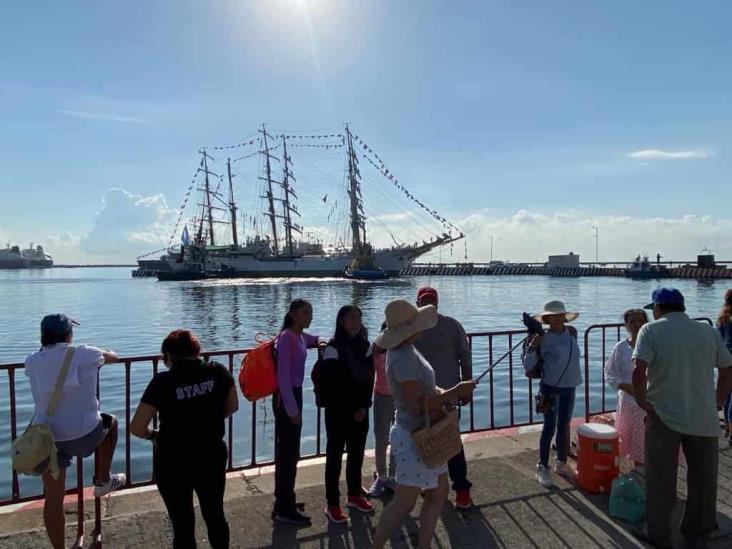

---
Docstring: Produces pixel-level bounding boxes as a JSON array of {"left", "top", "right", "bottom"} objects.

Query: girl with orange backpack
[{"left": 272, "top": 299, "right": 323, "bottom": 526}]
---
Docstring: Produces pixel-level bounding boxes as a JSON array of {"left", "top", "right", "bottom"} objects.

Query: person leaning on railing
[
  {"left": 372, "top": 299, "right": 476, "bottom": 549},
  {"left": 131, "top": 329, "right": 238, "bottom": 549},
  {"left": 522, "top": 300, "right": 582, "bottom": 489},
  {"left": 24, "top": 314, "right": 125, "bottom": 549}
]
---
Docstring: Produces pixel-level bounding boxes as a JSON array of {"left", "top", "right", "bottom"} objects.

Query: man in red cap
[{"left": 414, "top": 287, "right": 474, "bottom": 509}]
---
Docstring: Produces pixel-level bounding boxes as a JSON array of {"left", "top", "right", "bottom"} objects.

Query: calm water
[{"left": 0, "top": 268, "right": 726, "bottom": 500}]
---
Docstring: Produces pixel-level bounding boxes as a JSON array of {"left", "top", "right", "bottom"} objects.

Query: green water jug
[{"left": 609, "top": 474, "right": 645, "bottom": 523}]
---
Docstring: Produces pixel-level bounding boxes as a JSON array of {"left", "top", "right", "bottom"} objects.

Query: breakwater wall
[{"left": 401, "top": 263, "right": 732, "bottom": 279}]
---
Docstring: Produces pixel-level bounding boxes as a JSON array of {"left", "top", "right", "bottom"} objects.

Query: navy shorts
[{"left": 55, "top": 413, "right": 113, "bottom": 469}]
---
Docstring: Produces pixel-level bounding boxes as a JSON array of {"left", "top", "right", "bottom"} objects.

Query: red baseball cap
[{"left": 417, "top": 287, "right": 439, "bottom": 301}]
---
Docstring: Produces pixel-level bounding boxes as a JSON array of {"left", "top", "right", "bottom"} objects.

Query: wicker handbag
[{"left": 411, "top": 399, "right": 462, "bottom": 468}]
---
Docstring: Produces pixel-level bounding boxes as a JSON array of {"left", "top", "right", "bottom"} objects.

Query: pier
[
  {"left": 0, "top": 322, "right": 729, "bottom": 548},
  {"left": 402, "top": 262, "right": 732, "bottom": 279}
]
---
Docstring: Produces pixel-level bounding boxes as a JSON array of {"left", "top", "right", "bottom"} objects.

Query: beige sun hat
[
  {"left": 534, "top": 300, "right": 579, "bottom": 323},
  {"left": 374, "top": 299, "right": 438, "bottom": 350}
]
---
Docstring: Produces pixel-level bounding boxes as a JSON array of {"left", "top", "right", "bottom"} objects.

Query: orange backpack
[{"left": 239, "top": 334, "right": 280, "bottom": 402}]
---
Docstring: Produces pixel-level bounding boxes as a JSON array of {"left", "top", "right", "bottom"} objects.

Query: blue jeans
[
  {"left": 725, "top": 392, "right": 732, "bottom": 427},
  {"left": 539, "top": 383, "right": 576, "bottom": 467}
]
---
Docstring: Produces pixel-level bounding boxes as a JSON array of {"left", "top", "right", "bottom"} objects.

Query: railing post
[
  {"left": 124, "top": 361, "right": 131, "bottom": 485},
  {"left": 227, "top": 353, "right": 235, "bottom": 470},
  {"left": 468, "top": 335, "right": 475, "bottom": 432},
  {"left": 507, "top": 333, "right": 514, "bottom": 427},
  {"left": 488, "top": 336, "right": 495, "bottom": 429},
  {"left": 250, "top": 400, "right": 258, "bottom": 467},
  {"left": 584, "top": 327, "right": 591, "bottom": 422},
  {"left": 76, "top": 456, "right": 85, "bottom": 547},
  {"left": 8, "top": 369, "right": 20, "bottom": 501}
]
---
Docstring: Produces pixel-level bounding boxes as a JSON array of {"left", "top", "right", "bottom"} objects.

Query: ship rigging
[{"left": 138, "top": 124, "right": 464, "bottom": 279}]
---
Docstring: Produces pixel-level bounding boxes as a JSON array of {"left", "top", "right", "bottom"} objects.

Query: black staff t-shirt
[{"left": 141, "top": 358, "right": 234, "bottom": 456}]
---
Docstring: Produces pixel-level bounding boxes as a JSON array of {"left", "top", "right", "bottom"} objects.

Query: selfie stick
[{"left": 474, "top": 336, "right": 528, "bottom": 383}]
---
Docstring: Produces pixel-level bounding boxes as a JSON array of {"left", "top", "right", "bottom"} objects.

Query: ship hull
[
  {"left": 0, "top": 259, "right": 29, "bottom": 269},
  {"left": 211, "top": 248, "right": 416, "bottom": 278},
  {"left": 27, "top": 259, "right": 53, "bottom": 268}
]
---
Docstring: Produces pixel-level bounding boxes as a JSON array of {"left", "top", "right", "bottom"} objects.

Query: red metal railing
[{"left": 4, "top": 322, "right": 713, "bottom": 545}]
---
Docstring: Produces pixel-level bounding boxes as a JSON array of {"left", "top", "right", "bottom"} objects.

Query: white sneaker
[
  {"left": 535, "top": 464, "right": 554, "bottom": 488},
  {"left": 554, "top": 461, "right": 577, "bottom": 480},
  {"left": 93, "top": 473, "right": 126, "bottom": 497},
  {"left": 368, "top": 476, "right": 390, "bottom": 498}
]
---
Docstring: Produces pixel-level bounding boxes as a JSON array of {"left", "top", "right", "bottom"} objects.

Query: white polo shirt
[{"left": 25, "top": 343, "right": 105, "bottom": 441}]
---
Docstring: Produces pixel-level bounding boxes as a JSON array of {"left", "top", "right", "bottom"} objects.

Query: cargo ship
[{"left": 0, "top": 244, "right": 54, "bottom": 269}]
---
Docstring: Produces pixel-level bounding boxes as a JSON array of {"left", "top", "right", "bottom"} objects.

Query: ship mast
[
  {"left": 226, "top": 158, "right": 238, "bottom": 247},
  {"left": 201, "top": 149, "right": 217, "bottom": 246},
  {"left": 259, "top": 124, "right": 279, "bottom": 256},
  {"left": 280, "top": 136, "right": 301, "bottom": 257},
  {"left": 345, "top": 124, "right": 366, "bottom": 255},
  {"left": 195, "top": 149, "right": 227, "bottom": 247}
]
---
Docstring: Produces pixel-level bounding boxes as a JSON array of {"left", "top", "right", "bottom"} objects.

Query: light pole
[
  {"left": 488, "top": 234, "right": 494, "bottom": 263},
  {"left": 592, "top": 226, "right": 599, "bottom": 264}
]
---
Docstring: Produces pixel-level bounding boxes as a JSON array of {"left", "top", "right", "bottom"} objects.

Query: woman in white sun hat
[
  {"left": 522, "top": 300, "right": 581, "bottom": 488},
  {"left": 372, "top": 299, "right": 476, "bottom": 549}
]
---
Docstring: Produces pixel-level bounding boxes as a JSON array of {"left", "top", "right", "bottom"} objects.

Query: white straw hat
[
  {"left": 534, "top": 300, "right": 579, "bottom": 323},
  {"left": 374, "top": 299, "right": 438, "bottom": 350}
]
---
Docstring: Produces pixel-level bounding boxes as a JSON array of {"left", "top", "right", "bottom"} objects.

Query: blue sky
[{"left": 1, "top": 1, "right": 731, "bottom": 262}]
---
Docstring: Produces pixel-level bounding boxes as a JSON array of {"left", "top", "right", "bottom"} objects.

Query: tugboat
[
  {"left": 344, "top": 244, "right": 388, "bottom": 280},
  {"left": 624, "top": 255, "right": 668, "bottom": 279}
]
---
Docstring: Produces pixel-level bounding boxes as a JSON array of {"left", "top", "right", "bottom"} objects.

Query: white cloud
[
  {"left": 59, "top": 109, "right": 147, "bottom": 124},
  {"left": 626, "top": 149, "right": 714, "bottom": 160},
  {"left": 446, "top": 209, "right": 730, "bottom": 263},
  {"left": 78, "top": 188, "right": 174, "bottom": 259},
  {"left": 34, "top": 188, "right": 174, "bottom": 264}
]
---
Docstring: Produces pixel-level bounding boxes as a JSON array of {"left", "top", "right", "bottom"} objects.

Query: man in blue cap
[
  {"left": 632, "top": 288, "right": 732, "bottom": 548},
  {"left": 25, "top": 314, "right": 125, "bottom": 549}
]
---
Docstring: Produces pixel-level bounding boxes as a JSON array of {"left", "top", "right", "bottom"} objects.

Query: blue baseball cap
[
  {"left": 40, "top": 314, "right": 80, "bottom": 336},
  {"left": 643, "top": 288, "right": 685, "bottom": 310}
]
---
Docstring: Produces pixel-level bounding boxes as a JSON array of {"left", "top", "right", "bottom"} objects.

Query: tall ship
[
  {"left": 0, "top": 244, "right": 53, "bottom": 269},
  {"left": 138, "top": 124, "right": 464, "bottom": 280}
]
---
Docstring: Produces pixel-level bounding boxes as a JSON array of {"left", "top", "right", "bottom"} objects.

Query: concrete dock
[{"left": 1, "top": 426, "right": 730, "bottom": 548}]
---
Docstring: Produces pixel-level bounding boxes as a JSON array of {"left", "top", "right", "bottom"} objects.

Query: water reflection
[{"left": 0, "top": 268, "right": 727, "bottom": 501}]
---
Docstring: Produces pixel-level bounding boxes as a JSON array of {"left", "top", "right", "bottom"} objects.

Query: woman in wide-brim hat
[
  {"left": 522, "top": 300, "right": 582, "bottom": 489},
  {"left": 373, "top": 299, "right": 476, "bottom": 549}
]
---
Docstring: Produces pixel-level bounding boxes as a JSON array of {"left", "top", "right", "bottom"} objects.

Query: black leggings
[
  {"left": 273, "top": 387, "right": 303, "bottom": 514},
  {"left": 325, "top": 408, "right": 368, "bottom": 506},
  {"left": 155, "top": 444, "right": 229, "bottom": 549}
]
